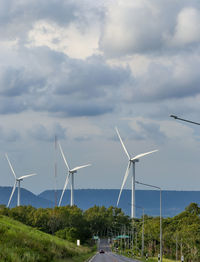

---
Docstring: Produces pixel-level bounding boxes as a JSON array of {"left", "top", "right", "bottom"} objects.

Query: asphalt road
[
  {"left": 89, "top": 239, "right": 140, "bottom": 262},
  {"left": 89, "top": 252, "right": 141, "bottom": 262}
]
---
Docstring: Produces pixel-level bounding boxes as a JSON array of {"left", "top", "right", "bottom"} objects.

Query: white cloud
[
  {"left": 100, "top": 0, "right": 200, "bottom": 56},
  {"left": 169, "top": 8, "right": 200, "bottom": 47},
  {"left": 27, "top": 20, "right": 100, "bottom": 59}
]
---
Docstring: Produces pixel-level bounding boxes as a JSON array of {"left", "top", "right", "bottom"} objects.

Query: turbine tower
[
  {"left": 115, "top": 128, "right": 158, "bottom": 218},
  {"left": 6, "top": 154, "right": 36, "bottom": 207},
  {"left": 58, "top": 142, "right": 91, "bottom": 206}
]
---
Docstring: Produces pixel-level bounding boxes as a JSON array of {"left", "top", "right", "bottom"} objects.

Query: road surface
[{"left": 89, "top": 239, "right": 140, "bottom": 262}]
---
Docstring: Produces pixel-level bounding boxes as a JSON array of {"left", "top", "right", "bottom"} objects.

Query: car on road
[{"left": 99, "top": 249, "right": 105, "bottom": 254}]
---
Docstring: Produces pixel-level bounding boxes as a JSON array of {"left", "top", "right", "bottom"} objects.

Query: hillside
[
  {"left": 0, "top": 186, "right": 54, "bottom": 208},
  {"left": 1, "top": 187, "right": 200, "bottom": 217},
  {"left": 0, "top": 215, "right": 93, "bottom": 262},
  {"left": 39, "top": 189, "right": 200, "bottom": 217}
]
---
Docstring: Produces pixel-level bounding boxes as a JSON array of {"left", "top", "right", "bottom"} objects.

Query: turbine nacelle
[
  {"left": 130, "top": 159, "right": 139, "bottom": 163},
  {"left": 69, "top": 170, "right": 77, "bottom": 174}
]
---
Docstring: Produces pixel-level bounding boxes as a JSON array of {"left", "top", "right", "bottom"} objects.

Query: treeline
[
  {"left": 0, "top": 205, "right": 130, "bottom": 244},
  {"left": 0, "top": 203, "right": 199, "bottom": 261},
  {"left": 152, "top": 203, "right": 200, "bottom": 261},
  {"left": 127, "top": 203, "right": 200, "bottom": 262}
]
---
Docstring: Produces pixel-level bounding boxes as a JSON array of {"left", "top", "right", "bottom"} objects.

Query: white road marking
[{"left": 87, "top": 253, "right": 98, "bottom": 262}]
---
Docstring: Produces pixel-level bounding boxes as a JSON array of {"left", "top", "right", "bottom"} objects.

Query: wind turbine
[
  {"left": 58, "top": 142, "right": 91, "bottom": 207},
  {"left": 5, "top": 154, "right": 37, "bottom": 207},
  {"left": 115, "top": 127, "right": 158, "bottom": 218}
]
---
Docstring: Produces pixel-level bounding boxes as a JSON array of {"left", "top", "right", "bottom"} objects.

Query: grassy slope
[{"left": 0, "top": 215, "right": 93, "bottom": 262}]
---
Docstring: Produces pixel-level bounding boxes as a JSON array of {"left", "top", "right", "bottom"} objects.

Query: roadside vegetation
[
  {"left": 0, "top": 203, "right": 199, "bottom": 261},
  {"left": 0, "top": 215, "right": 94, "bottom": 262},
  {"left": 112, "top": 203, "right": 200, "bottom": 262}
]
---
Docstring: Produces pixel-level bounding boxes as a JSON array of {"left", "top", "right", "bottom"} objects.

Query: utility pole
[
  {"left": 136, "top": 181, "right": 162, "bottom": 262},
  {"left": 135, "top": 228, "right": 138, "bottom": 253},
  {"left": 142, "top": 208, "right": 144, "bottom": 258},
  {"left": 132, "top": 226, "right": 134, "bottom": 256},
  {"left": 121, "top": 227, "right": 123, "bottom": 254},
  {"left": 132, "top": 204, "right": 145, "bottom": 258},
  {"left": 54, "top": 135, "right": 58, "bottom": 207}
]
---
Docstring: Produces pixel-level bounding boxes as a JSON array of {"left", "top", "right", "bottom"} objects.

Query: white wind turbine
[
  {"left": 58, "top": 142, "right": 91, "bottom": 207},
  {"left": 6, "top": 154, "right": 37, "bottom": 208},
  {"left": 115, "top": 127, "right": 158, "bottom": 218}
]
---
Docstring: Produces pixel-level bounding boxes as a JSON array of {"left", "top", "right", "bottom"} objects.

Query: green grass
[
  {"left": 140, "top": 258, "right": 175, "bottom": 262},
  {"left": 0, "top": 215, "right": 93, "bottom": 262},
  {"left": 115, "top": 250, "right": 175, "bottom": 262},
  {"left": 131, "top": 257, "right": 175, "bottom": 262},
  {"left": 147, "top": 259, "right": 175, "bottom": 262}
]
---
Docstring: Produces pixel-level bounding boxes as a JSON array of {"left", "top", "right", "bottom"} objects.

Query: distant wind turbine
[
  {"left": 5, "top": 154, "right": 37, "bottom": 207},
  {"left": 115, "top": 127, "right": 158, "bottom": 218},
  {"left": 58, "top": 142, "right": 91, "bottom": 207}
]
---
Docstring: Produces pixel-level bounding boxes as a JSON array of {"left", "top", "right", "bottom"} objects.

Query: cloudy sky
[{"left": 1, "top": 0, "right": 200, "bottom": 196}]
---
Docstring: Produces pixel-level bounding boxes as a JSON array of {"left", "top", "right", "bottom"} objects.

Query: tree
[{"left": 185, "top": 203, "right": 200, "bottom": 215}]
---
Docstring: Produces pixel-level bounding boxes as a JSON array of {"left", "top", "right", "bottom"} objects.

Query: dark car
[{"left": 99, "top": 249, "right": 105, "bottom": 254}]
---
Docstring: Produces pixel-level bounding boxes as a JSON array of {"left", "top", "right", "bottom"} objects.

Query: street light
[
  {"left": 135, "top": 180, "right": 162, "bottom": 262},
  {"left": 170, "top": 115, "right": 200, "bottom": 126}
]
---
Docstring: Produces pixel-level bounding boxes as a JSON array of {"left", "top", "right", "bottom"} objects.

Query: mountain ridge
[
  {"left": 1, "top": 187, "right": 200, "bottom": 217},
  {"left": 39, "top": 188, "right": 200, "bottom": 217}
]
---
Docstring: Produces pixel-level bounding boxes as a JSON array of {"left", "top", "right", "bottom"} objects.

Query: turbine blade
[
  {"left": 117, "top": 162, "right": 131, "bottom": 206},
  {"left": 5, "top": 154, "right": 16, "bottom": 178},
  {"left": 7, "top": 182, "right": 17, "bottom": 208},
  {"left": 58, "top": 142, "right": 70, "bottom": 171},
  {"left": 70, "top": 164, "right": 91, "bottom": 172},
  {"left": 18, "top": 173, "right": 37, "bottom": 180},
  {"left": 58, "top": 173, "right": 70, "bottom": 207},
  {"left": 131, "top": 150, "right": 158, "bottom": 161},
  {"left": 115, "top": 127, "right": 130, "bottom": 160}
]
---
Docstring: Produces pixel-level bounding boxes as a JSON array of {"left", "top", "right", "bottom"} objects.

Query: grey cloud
[
  {"left": 136, "top": 121, "right": 166, "bottom": 144},
  {"left": 55, "top": 55, "right": 131, "bottom": 98},
  {"left": 0, "top": 0, "right": 102, "bottom": 41},
  {"left": 126, "top": 55, "right": 200, "bottom": 103},
  {"left": 100, "top": 0, "right": 200, "bottom": 57},
  {"left": 28, "top": 123, "right": 66, "bottom": 142},
  {"left": 0, "top": 126, "right": 20, "bottom": 142},
  {"left": 0, "top": 66, "right": 46, "bottom": 97},
  {"left": 0, "top": 97, "right": 27, "bottom": 114},
  {"left": 61, "top": 103, "right": 113, "bottom": 117},
  {"left": 0, "top": 46, "right": 131, "bottom": 117},
  {"left": 74, "top": 136, "right": 91, "bottom": 142},
  {"left": 31, "top": 95, "right": 114, "bottom": 117},
  {"left": 0, "top": 0, "right": 76, "bottom": 35}
]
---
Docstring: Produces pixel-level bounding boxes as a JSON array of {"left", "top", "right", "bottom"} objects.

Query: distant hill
[
  {"left": 1, "top": 187, "right": 200, "bottom": 217},
  {"left": 39, "top": 189, "right": 200, "bottom": 217},
  {"left": 0, "top": 186, "right": 54, "bottom": 208}
]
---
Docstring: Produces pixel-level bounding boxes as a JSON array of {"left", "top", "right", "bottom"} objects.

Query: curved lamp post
[{"left": 170, "top": 115, "right": 200, "bottom": 126}]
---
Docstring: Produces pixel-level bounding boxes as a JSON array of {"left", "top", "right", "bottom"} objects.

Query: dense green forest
[
  {"left": 0, "top": 203, "right": 199, "bottom": 261},
  {"left": 112, "top": 203, "right": 200, "bottom": 262}
]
